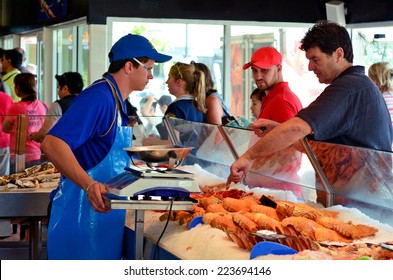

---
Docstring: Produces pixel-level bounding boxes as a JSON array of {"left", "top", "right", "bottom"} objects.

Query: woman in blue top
[{"left": 165, "top": 62, "right": 207, "bottom": 122}]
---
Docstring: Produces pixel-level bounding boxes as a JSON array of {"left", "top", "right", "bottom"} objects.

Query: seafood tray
[
  {"left": 156, "top": 185, "right": 393, "bottom": 259},
  {"left": 0, "top": 162, "right": 59, "bottom": 259},
  {"left": 0, "top": 162, "right": 60, "bottom": 192},
  {"left": 0, "top": 163, "right": 59, "bottom": 217},
  {"left": 123, "top": 118, "right": 393, "bottom": 259}
]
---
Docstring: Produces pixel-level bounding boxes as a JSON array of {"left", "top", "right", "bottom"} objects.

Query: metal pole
[
  {"left": 300, "top": 138, "right": 334, "bottom": 207},
  {"left": 134, "top": 210, "right": 145, "bottom": 260},
  {"left": 15, "top": 115, "right": 28, "bottom": 173},
  {"left": 217, "top": 126, "right": 240, "bottom": 160},
  {"left": 163, "top": 116, "right": 180, "bottom": 145},
  {"left": 29, "top": 219, "right": 42, "bottom": 260}
]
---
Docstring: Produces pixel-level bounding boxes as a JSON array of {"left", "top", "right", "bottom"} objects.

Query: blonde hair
[
  {"left": 169, "top": 62, "right": 207, "bottom": 113},
  {"left": 368, "top": 62, "right": 393, "bottom": 93}
]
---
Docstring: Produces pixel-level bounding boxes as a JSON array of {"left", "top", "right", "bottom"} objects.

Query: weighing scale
[
  {"left": 103, "top": 145, "right": 200, "bottom": 260},
  {"left": 105, "top": 165, "right": 199, "bottom": 198}
]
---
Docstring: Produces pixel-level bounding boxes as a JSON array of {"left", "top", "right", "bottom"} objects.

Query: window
[
  {"left": 53, "top": 24, "right": 88, "bottom": 100},
  {"left": 108, "top": 18, "right": 393, "bottom": 121},
  {"left": 110, "top": 20, "right": 224, "bottom": 116}
]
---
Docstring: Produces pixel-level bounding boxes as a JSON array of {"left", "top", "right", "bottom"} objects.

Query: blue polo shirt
[
  {"left": 165, "top": 95, "right": 205, "bottom": 122},
  {"left": 48, "top": 74, "right": 129, "bottom": 170},
  {"left": 297, "top": 66, "right": 393, "bottom": 152}
]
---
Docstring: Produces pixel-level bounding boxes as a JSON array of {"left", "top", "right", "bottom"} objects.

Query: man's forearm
[
  {"left": 245, "top": 117, "right": 311, "bottom": 161},
  {"left": 41, "top": 135, "right": 93, "bottom": 190}
]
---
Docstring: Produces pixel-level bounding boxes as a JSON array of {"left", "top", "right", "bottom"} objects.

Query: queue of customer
[{"left": 227, "top": 20, "right": 393, "bottom": 189}]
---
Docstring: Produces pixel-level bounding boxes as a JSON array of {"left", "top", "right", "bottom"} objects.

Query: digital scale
[
  {"left": 105, "top": 165, "right": 199, "bottom": 199},
  {"left": 103, "top": 145, "right": 200, "bottom": 260}
]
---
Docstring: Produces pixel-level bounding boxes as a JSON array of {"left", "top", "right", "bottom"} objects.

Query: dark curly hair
[{"left": 299, "top": 20, "right": 353, "bottom": 63}]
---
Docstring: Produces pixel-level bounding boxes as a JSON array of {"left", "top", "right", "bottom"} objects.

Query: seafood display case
[
  {"left": 119, "top": 117, "right": 393, "bottom": 260},
  {"left": 162, "top": 117, "right": 393, "bottom": 227}
]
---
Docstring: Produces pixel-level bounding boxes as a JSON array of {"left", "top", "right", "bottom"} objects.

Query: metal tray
[{"left": 124, "top": 145, "right": 193, "bottom": 164}]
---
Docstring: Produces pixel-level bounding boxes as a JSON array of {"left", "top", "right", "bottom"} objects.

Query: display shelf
[{"left": 164, "top": 118, "right": 393, "bottom": 227}]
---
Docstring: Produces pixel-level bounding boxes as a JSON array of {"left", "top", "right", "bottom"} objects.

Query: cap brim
[
  {"left": 55, "top": 75, "right": 62, "bottom": 80},
  {"left": 243, "top": 62, "right": 252, "bottom": 70},
  {"left": 150, "top": 52, "right": 172, "bottom": 63},
  {"left": 243, "top": 61, "right": 276, "bottom": 70}
]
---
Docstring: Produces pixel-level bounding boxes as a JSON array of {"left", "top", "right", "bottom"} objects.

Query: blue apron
[{"left": 47, "top": 80, "right": 132, "bottom": 260}]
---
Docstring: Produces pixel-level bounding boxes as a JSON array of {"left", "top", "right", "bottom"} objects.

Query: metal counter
[
  {"left": 0, "top": 189, "right": 52, "bottom": 259},
  {"left": 105, "top": 197, "right": 195, "bottom": 260}
]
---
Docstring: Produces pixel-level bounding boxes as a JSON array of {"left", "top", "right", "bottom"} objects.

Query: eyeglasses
[{"left": 133, "top": 58, "right": 149, "bottom": 71}]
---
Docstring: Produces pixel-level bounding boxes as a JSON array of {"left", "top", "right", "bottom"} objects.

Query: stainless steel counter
[
  {"left": 0, "top": 188, "right": 53, "bottom": 259},
  {"left": 105, "top": 196, "right": 195, "bottom": 260}
]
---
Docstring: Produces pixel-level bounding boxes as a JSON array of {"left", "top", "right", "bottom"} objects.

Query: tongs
[
  {"left": 259, "top": 195, "right": 277, "bottom": 208},
  {"left": 250, "top": 230, "right": 288, "bottom": 241}
]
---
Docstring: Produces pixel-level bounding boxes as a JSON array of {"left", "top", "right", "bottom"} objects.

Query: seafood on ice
[{"left": 157, "top": 185, "right": 391, "bottom": 259}]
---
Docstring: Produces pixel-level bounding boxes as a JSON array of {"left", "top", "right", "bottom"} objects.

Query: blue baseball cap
[{"left": 108, "top": 34, "right": 172, "bottom": 63}]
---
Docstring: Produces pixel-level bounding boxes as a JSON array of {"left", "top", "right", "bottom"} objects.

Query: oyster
[{"left": 0, "top": 162, "right": 60, "bottom": 191}]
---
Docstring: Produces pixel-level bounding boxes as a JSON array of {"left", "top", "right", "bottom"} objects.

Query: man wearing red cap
[
  {"left": 244, "top": 46, "right": 303, "bottom": 128},
  {"left": 243, "top": 46, "right": 303, "bottom": 196}
]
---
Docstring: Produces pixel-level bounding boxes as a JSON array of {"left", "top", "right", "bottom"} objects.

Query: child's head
[{"left": 250, "top": 88, "right": 265, "bottom": 119}]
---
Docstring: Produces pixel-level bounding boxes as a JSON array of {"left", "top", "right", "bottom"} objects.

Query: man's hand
[
  {"left": 249, "top": 118, "right": 280, "bottom": 137},
  {"left": 85, "top": 181, "right": 110, "bottom": 212},
  {"left": 226, "top": 156, "right": 253, "bottom": 187}
]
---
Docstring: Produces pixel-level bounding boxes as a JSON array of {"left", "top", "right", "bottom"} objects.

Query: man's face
[
  {"left": 250, "top": 95, "right": 262, "bottom": 119},
  {"left": 305, "top": 47, "right": 341, "bottom": 84},
  {"left": 57, "top": 84, "right": 68, "bottom": 99},
  {"left": 131, "top": 59, "right": 154, "bottom": 91},
  {"left": 251, "top": 65, "right": 280, "bottom": 91}
]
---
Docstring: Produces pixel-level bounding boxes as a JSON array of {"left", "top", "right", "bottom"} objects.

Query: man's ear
[
  {"left": 62, "top": 84, "right": 69, "bottom": 92},
  {"left": 125, "top": 61, "right": 135, "bottom": 74},
  {"left": 335, "top": 47, "right": 345, "bottom": 63},
  {"left": 276, "top": 64, "right": 283, "bottom": 73}
]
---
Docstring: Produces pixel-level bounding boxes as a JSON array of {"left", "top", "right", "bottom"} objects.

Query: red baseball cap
[{"left": 243, "top": 46, "right": 282, "bottom": 70}]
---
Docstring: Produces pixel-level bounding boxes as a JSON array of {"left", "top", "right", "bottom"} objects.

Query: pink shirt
[
  {"left": 257, "top": 82, "right": 303, "bottom": 123},
  {"left": 0, "top": 92, "right": 13, "bottom": 149},
  {"left": 6, "top": 100, "right": 49, "bottom": 162}
]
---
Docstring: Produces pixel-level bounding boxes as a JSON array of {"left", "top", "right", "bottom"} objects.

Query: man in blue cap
[{"left": 42, "top": 34, "right": 172, "bottom": 260}]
